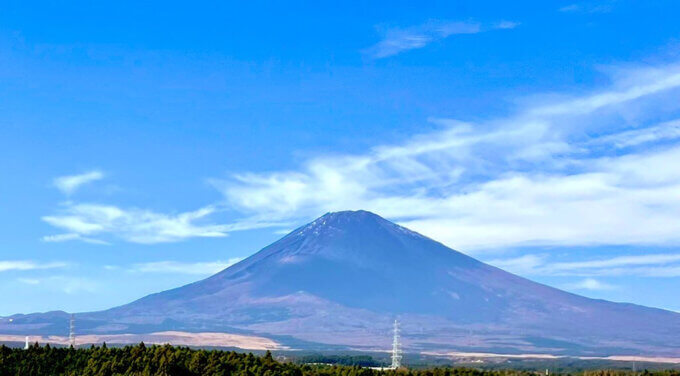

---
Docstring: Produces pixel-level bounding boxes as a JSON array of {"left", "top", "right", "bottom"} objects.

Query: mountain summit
[{"left": 3, "top": 210, "right": 680, "bottom": 355}]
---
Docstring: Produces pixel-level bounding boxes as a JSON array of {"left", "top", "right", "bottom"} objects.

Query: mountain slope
[{"left": 3, "top": 210, "right": 680, "bottom": 356}]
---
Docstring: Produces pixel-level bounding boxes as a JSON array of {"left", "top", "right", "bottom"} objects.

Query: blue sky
[{"left": 2, "top": 0, "right": 680, "bottom": 315}]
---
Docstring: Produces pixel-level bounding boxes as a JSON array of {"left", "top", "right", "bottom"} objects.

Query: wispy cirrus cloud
[
  {"left": 559, "top": 1, "right": 616, "bottom": 14},
  {"left": 42, "top": 204, "right": 232, "bottom": 244},
  {"left": 17, "top": 276, "right": 99, "bottom": 294},
  {"left": 486, "top": 254, "right": 547, "bottom": 275},
  {"left": 128, "top": 258, "right": 243, "bottom": 275},
  {"left": 553, "top": 254, "right": 680, "bottom": 271},
  {"left": 0, "top": 260, "right": 68, "bottom": 272},
  {"left": 44, "top": 159, "right": 296, "bottom": 244},
  {"left": 42, "top": 233, "right": 110, "bottom": 245},
  {"left": 41, "top": 199, "right": 287, "bottom": 244},
  {"left": 589, "top": 119, "right": 680, "bottom": 148},
  {"left": 214, "top": 61, "right": 680, "bottom": 252},
  {"left": 488, "top": 253, "right": 680, "bottom": 277},
  {"left": 53, "top": 170, "right": 104, "bottom": 195},
  {"left": 564, "top": 278, "right": 616, "bottom": 291},
  {"left": 365, "top": 20, "right": 519, "bottom": 58}
]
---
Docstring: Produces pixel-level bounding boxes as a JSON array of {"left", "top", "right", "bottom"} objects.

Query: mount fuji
[{"left": 3, "top": 210, "right": 680, "bottom": 356}]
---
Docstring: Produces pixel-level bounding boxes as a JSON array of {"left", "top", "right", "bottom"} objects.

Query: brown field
[{"left": 0, "top": 331, "right": 285, "bottom": 351}]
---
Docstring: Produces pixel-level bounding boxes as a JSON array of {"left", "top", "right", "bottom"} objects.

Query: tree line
[{"left": 1, "top": 343, "right": 679, "bottom": 376}]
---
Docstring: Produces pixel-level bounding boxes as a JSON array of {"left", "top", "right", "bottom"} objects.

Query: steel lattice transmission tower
[
  {"left": 69, "top": 314, "right": 76, "bottom": 347},
  {"left": 390, "top": 319, "right": 402, "bottom": 369}
]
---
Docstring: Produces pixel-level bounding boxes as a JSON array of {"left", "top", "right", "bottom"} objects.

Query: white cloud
[
  {"left": 552, "top": 254, "right": 680, "bottom": 270},
  {"left": 529, "top": 69, "right": 680, "bottom": 117},
  {"left": 495, "top": 21, "right": 521, "bottom": 30},
  {"left": 589, "top": 119, "right": 680, "bottom": 148},
  {"left": 43, "top": 182, "right": 289, "bottom": 244},
  {"left": 129, "top": 258, "right": 243, "bottom": 275},
  {"left": 366, "top": 20, "right": 518, "bottom": 58},
  {"left": 487, "top": 253, "right": 680, "bottom": 278},
  {"left": 17, "top": 278, "right": 40, "bottom": 285},
  {"left": 618, "top": 265, "right": 680, "bottom": 277},
  {"left": 215, "top": 61, "right": 680, "bottom": 253},
  {"left": 57, "top": 277, "right": 99, "bottom": 294},
  {"left": 42, "top": 233, "right": 82, "bottom": 242},
  {"left": 42, "top": 233, "right": 110, "bottom": 245},
  {"left": 0, "top": 261, "right": 67, "bottom": 272},
  {"left": 17, "top": 276, "right": 99, "bottom": 294},
  {"left": 565, "top": 278, "right": 616, "bottom": 291},
  {"left": 53, "top": 170, "right": 104, "bottom": 195},
  {"left": 42, "top": 204, "right": 233, "bottom": 244},
  {"left": 559, "top": 1, "right": 615, "bottom": 14},
  {"left": 486, "top": 254, "right": 548, "bottom": 275}
]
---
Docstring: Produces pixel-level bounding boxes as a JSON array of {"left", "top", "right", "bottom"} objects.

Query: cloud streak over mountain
[
  {"left": 39, "top": 60, "right": 680, "bottom": 254},
  {"left": 129, "top": 258, "right": 244, "bottom": 275},
  {"left": 216, "top": 61, "right": 680, "bottom": 252}
]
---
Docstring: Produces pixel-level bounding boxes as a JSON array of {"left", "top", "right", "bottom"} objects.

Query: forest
[{"left": 1, "top": 343, "right": 680, "bottom": 376}]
